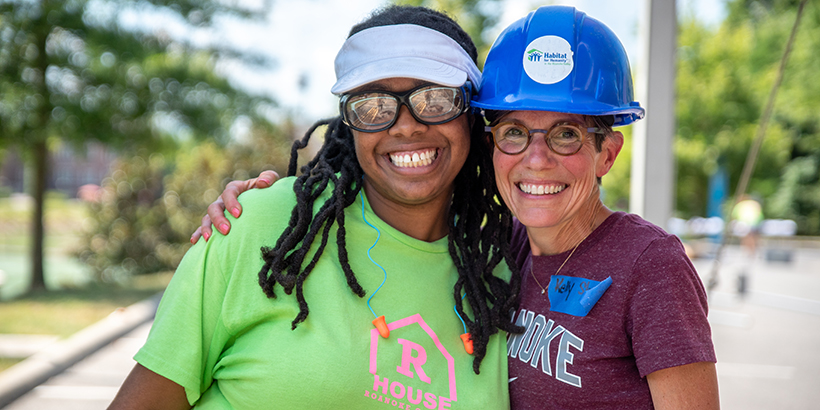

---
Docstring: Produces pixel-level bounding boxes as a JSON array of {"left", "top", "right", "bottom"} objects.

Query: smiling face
[
  {"left": 491, "top": 110, "right": 622, "bottom": 243},
  {"left": 352, "top": 77, "right": 471, "bottom": 213}
]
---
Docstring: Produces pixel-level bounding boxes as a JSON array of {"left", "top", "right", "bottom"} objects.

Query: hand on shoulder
[{"left": 191, "top": 170, "right": 280, "bottom": 244}]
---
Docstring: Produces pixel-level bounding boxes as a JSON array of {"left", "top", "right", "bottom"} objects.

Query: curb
[{"left": 0, "top": 292, "right": 162, "bottom": 408}]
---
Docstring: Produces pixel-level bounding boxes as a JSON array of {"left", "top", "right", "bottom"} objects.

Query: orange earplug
[
  {"left": 373, "top": 315, "right": 389, "bottom": 338},
  {"left": 460, "top": 333, "right": 474, "bottom": 355}
]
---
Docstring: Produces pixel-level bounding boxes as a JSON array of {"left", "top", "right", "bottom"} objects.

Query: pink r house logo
[{"left": 366, "top": 314, "right": 458, "bottom": 408}]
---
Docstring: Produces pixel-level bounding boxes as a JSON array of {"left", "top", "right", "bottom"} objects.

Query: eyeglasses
[
  {"left": 486, "top": 121, "right": 604, "bottom": 156},
  {"left": 340, "top": 83, "right": 471, "bottom": 133}
]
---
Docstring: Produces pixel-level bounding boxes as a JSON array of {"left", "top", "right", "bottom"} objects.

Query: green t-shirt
[{"left": 135, "top": 177, "right": 511, "bottom": 409}]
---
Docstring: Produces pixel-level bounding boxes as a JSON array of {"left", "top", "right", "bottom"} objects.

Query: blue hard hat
[{"left": 473, "top": 6, "right": 645, "bottom": 126}]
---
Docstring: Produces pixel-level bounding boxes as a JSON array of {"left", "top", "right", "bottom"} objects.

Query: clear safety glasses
[
  {"left": 340, "top": 83, "right": 471, "bottom": 133},
  {"left": 486, "top": 121, "right": 604, "bottom": 156}
]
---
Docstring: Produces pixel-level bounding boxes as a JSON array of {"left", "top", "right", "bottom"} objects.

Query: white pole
[{"left": 631, "top": 0, "right": 677, "bottom": 228}]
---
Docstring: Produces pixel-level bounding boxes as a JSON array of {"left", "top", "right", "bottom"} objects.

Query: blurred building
[{"left": 0, "top": 142, "right": 118, "bottom": 198}]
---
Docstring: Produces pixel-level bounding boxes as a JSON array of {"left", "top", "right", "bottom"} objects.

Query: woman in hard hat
[
  {"left": 194, "top": 5, "right": 719, "bottom": 409},
  {"left": 473, "top": 6, "right": 718, "bottom": 409},
  {"left": 109, "top": 5, "right": 520, "bottom": 409}
]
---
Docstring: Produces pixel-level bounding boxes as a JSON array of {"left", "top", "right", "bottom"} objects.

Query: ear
[
  {"left": 596, "top": 131, "right": 624, "bottom": 178},
  {"left": 474, "top": 116, "right": 493, "bottom": 150}
]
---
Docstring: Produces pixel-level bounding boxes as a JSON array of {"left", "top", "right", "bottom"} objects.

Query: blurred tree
[
  {"left": 601, "top": 126, "right": 633, "bottom": 212},
  {"left": 76, "top": 150, "right": 178, "bottom": 281},
  {"left": 394, "top": 0, "right": 502, "bottom": 64},
  {"left": 76, "top": 122, "right": 293, "bottom": 281},
  {"left": 0, "top": 0, "right": 280, "bottom": 291},
  {"left": 676, "top": 0, "right": 819, "bottom": 233},
  {"left": 160, "top": 121, "right": 294, "bottom": 248}
]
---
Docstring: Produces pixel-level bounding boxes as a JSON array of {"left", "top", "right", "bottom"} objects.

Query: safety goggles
[
  {"left": 486, "top": 121, "right": 604, "bottom": 156},
  {"left": 340, "top": 83, "right": 471, "bottom": 133}
]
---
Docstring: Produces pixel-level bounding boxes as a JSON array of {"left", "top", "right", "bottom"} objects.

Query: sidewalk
[
  {"left": 1, "top": 323, "right": 151, "bottom": 410},
  {"left": 0, "top": 294, "right": 160, "bottom": 409},
  {"left": 692, "top": 244, "right": 820, "bottom": 409},
  {"left": 0, "top": 245, "right": 819, "bottom": 409}
]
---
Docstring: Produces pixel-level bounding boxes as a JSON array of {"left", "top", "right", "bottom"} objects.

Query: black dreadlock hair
[{"left": 257, "top": 5, "right": 522, "bottom": 374}]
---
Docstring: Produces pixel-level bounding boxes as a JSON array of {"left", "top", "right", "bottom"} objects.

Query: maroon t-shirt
[{"left": 507, "top": 212, "right": 716, "bottom": 409}]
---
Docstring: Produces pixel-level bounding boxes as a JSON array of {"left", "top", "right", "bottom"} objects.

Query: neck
[
  {"left": 363, "top": 184, "right": 452, "bottom": 242},
  {"left": 527, "top": 198, "right": 610, "bottom": 256}
]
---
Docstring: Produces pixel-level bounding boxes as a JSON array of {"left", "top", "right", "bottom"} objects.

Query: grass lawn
[
  {"left": 0, "top": 193, "right": 174, "bottom": 372},
  {"left": 0, "top": 358, "right": 20, "bottom": 373},
  {"left": 0, "top": 193, "right": 94, "bottom": 299},
  {"left": 0, "top": 273, "right": 171, "bottom": 336},
  {"left": 0, "top": 271, "right": 171, "bottom": 372}
]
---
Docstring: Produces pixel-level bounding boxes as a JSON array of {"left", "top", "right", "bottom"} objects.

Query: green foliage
[
  {"left": 601, "top": 125, "right": 633, "bottom": 212},
  {"left": 161, "top": 125, "right": 292, "bottom": 242},
  {"left": 675, "top": 0, "right": 820, "bottom": 233},
  {"left": 75, "top": 151, "right": 183, "bottom": 281},
  {"left": 769, "top": 156, "right": 820, "bottom": 234},
  {"left": 0, "top": 0, "right": 274, "bottom": 151},
  {"left": 76, "top": 124, "right": 294, "bottom": 280},
  {"left": 0, "top": 0, "right": 282, "bottom": 289},
  {"left": 393, "top": 0, "right": 502, "bottom": 65}
]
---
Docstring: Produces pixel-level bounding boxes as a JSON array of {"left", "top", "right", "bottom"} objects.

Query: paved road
[
  {"left": 2, "top": 244, "right": 819, "bottom": 409},
  {"left": 693, "top": 244, "right": 820, "bottom": 410}
]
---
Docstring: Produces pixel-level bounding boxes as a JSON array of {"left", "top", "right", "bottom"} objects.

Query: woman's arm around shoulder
[
  {"left": 647, "top": 361, "right": 719, "bottom": 410},
  {"left": 108, "top": 364, "right": 191, "bottom": 410},
  {"left": 190, "top": 170, "right": 280, "bottom": 243}
]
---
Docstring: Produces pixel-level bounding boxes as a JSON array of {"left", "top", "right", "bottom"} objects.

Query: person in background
[
  {"left": 109, "top": 5, "right": 521, "bottom": 409},
  {"left": 732, "top": 194, "right": 763, "bottom": 296},
  {"left": 194, "top": 5, "right": 719, "bottom": 410}
]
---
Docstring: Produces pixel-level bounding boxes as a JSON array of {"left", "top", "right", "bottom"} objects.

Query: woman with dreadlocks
[
  {"left": 109, "top": 5, "right": 520, "bottom": 410},
  {"left": 196, "top": 6, "right": 719, "bottom": 410}
]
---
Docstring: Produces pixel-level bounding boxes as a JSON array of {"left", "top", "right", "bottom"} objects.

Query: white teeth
[
  {"left": 519, "top": 183, "right": 567, "bottom": 195},
  {"left": 390, "top": 149, "right": 437, "bottom": 168}
]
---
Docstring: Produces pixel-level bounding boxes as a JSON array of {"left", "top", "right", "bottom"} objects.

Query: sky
[{"left": 120, "top": 0, "right": 728, "bottom": 122}]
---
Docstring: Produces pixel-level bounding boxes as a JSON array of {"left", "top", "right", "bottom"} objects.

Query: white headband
[{"left": 331, "top": 24, "right": 481, "bottom": 95}]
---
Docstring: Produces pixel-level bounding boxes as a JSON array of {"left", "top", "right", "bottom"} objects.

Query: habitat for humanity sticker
[{"left": 522, "top": 35, "right": 573, "bottom": 84}]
